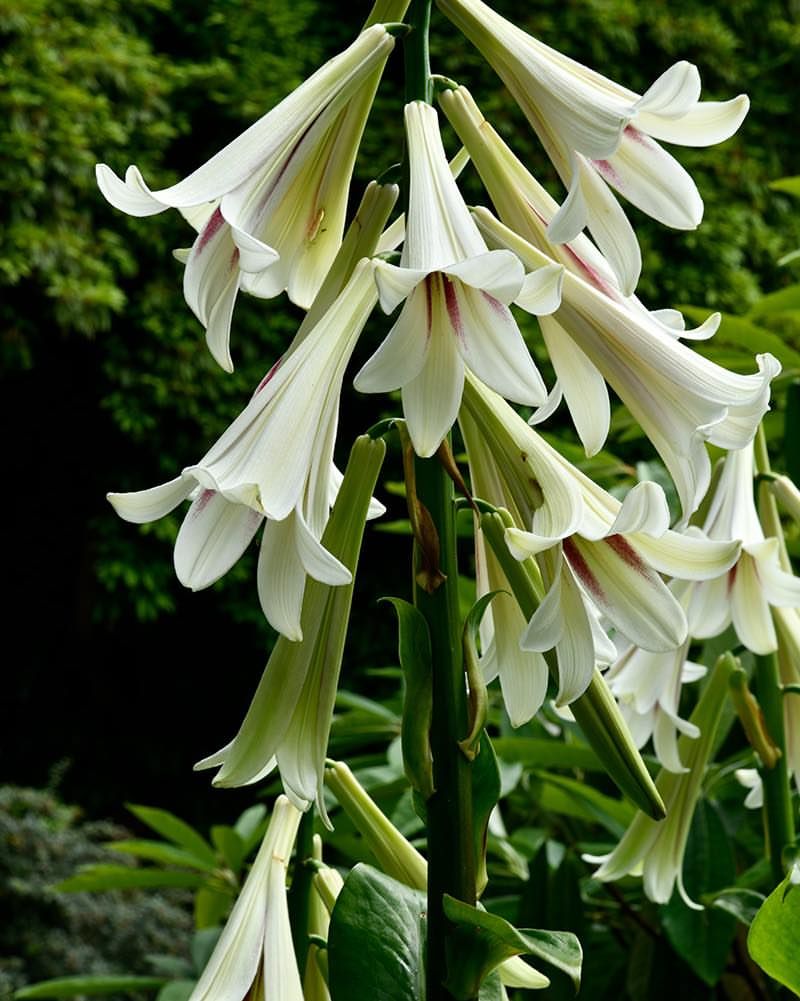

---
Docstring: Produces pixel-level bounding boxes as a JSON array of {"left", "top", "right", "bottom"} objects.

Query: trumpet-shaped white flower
[
  {"left": 461, "top": 376, "right": 739, "bottom": 704},
  {"left": 685, "top": 442, "right": 800, "bottom": 654},
  {"left": 473, "top": 208, "right": 779, "bottom": 519},
  {"left": 605, "top": 596, "right": 707, "bottom": 775},
  {"left": 354, "top": 101, "right": 562, "bottom": 457},
  {"left": 108, "top": 262, "right": 381, "bottom": 640},
  {"left": 188, "top": 795, "right": 303, "bottom": 1001},
  {"left": 436, "top": 0, "right": 748, "bottom": 294},
  {"left": 588, "top": 654, "right": 734, "bottom": 907},
  {"left": 97, "top": 25, "right": 395, "bottom": 371},
  {"left": 195, "top": 436, "right": 386, "bottom": 817},
  {"left": 439, "top": 84, "right": 722, "bottom": 342}
]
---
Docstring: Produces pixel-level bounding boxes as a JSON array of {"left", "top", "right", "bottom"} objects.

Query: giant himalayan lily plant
[{"left": 96, "top": 1, "right": 798, "bottom": 998}]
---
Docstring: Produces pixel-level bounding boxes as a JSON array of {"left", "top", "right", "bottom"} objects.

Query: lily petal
[{"left": 174, "top": 490, "right": 263, "bottom": 590}]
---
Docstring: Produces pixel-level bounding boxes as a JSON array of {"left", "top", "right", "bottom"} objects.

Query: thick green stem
[
  {"left": 414, "top": 447, "right": 476, "bottom": 1001},
  {"left": 754, "top": 651, "right": 796, "bottom": 885},
  {"left": 403, "top": 0, "right": 432, "bottom": 105}
]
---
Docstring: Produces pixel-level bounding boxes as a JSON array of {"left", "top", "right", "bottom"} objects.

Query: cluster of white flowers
[{"left": 97, "top": 0, "right": 800, "bottom": 978}]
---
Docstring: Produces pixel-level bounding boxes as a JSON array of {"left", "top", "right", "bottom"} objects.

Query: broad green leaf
[
  {"left": 55, "top": 864, "right": 204, "bottom": 892},
  {"left": 194, "top": 886, "right": 232, "bottom": 930},
  {"left": 328, "top": 864, "right": 426, "bottom": 1001},
  {"left": 107, "top": 840, "right": 217, "bottom": 872},
  {"left": 126, "top": 805, "right": 216, "bottom": 867},
  {"left": 233, "top": 804, "right": 267, "bottom": 852},
  {"left": 493, "top": 737, "right": 600, "bottom": 771},
  {"left": 211, "top": 825, "right": 246, "bottom": 873},
  {"left": 748, "top": 283, "right": 800, "bottom": 318},
  {"left": 532, "top": 772, "right": 634, "bottom": 836},
  {"left": 747, "top": 873, "right": 800, "bottom": 993},
  {"left": 661, "top": 800, "right": 737, "bottom": 985},
  {"left": 770, "top": 176, "right": 800, "bottom": 197},
  {"left": 710, "top": 888, "right": 765, "bottom": 927},
  {"left": 442, "top": 896, "right": 580, "bottom": 997},
  {"left": 190, "top": 927, "right": 223, "bottom": 974},
  {"left": 14, "top": 977, "right": 165, "bottom": 1000},
  {"left": 155, "top": 982, "right": 196, "bottom": 1001}
]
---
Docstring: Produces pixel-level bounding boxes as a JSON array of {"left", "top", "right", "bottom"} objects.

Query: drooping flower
[
  {"left": 605, "top": 609, "right": 707, "bottom": 774},
  {"left": 108, "top": 261, "right": 381, "bottom": 640},
  {"left": 439, "top": 83, "right": 721, "bottom": 340},
  {"left": 588, "top": 652, "right": 735, "bottom": 907},
  {"left": 97, "top": 25, "right": 396, "bottom": 370},
  {"left": 436, "top": 0, "right": 749, "bottom": 294},
  {"left": 473, "top": 208, "right": 779, "bottom": 519},
  {"left": 187, "top": 795, "right": 303, "bottom": 1001},
  {"left": 461, "top": 375, "right": 740, "bottom": 706},
  {"left": 685, "top": 441, "right": 800, "bottom": 654},
  {"left": 354, "top": 100, "right": 562, "bottom": 457},
  {"left": 195, "top": 435, "right": 386, "bottom": 817}
]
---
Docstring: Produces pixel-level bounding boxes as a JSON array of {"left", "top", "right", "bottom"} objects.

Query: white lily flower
[
  {"left": 473, "top": 208, "right": 780, "bottom": 519},
  {"left": 195, "top": 436, "right": 386, "bottom": 817},
  {"left": 685, "top": 442, "right": 800, "bottom": 654},
  {"left": 735, "top": 768, "right": 764, "bottom": 810},
  {"left": 588, "top": 652, "right": 734, "bottom": 907},
  {"left": 108, "top": 261, "right": 380, "bottom": 640},
  {"left": 188, "top": 795, "right": 303, "bottom": 1001},
  {"left": 354, "top": 101, "right": 560, "bottom": 457},
  {"left": 97, "top": 25, "right": 395, "bottom": 371},
  {"left": 461, "top": 376, "right": 739, "bottom": 705},
  {"left": 436, "top": 0, "right": 748, "bottom": 294},
  {"left": 606, "top": 591, "right": 707, "bottom": 774},
  {"left": 439, "top": 84, "right": 722, "bottom": 343}
]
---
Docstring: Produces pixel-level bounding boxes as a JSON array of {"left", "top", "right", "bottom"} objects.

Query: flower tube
[
  {"left": 461, "top": 375, "right": 739, "bottom": 705},
  {"left": 194, "top": 435, "right": 386, "bottom": 817},
  {"left": 108, "top": 260, "right": 382, "bottom": 640},
  {"left": 97, "top": 25, "right": 396, "bottom": 369},
  {"left": 187, "top": 796, "right": 303, "bottom": 1001},
  {"left": 437, "top": 0, "right": 748, "bottom": 294},
  {"left": 354, "top": 100, "right": 561, "bottom": 456},
  {"left": 474, "top": 208, "right": 779, "bottom": 518}
]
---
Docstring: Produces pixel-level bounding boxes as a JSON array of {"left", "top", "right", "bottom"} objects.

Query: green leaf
[
  {"left": 382, "top": 597, "right": 434, "bottom": 800},
  {"left": 470, "top": 733, "right": 502, "bottom": 895},
  {"left": 126, "top": 805, "right": 217, "bottom": 867},
  {"left": 233, "top": 804, "right": 268, "bottom": 853},
  {"left": 210, "top": 826, "right": 246, "bottom": 873},
  {"left": 710, "top": 888, "right": 765, "bottom": 927},
  {"left": 747, "top": 873, "right": 800, "bottom": 993},
  {"left": 770, "top": 176, "right": 800, "bottom": 198},
  {"left": 155, "top": 982, "right": 196, "bottom": 1001},
  {"left": 14, "top": 977, "right": 165, "bottom": 1000},
  {"left": 493, "top": 737, "right": 601, "bottom": 771},
  {"left": 661, "top": 800, "right": 737, "bottom": 985},
  {"left": 328, "top": 864, "right": 426, "bottom": 1001},
  {"left": 194, "top": 886, "right": 232, "bottom": 930},
  {"left": 532, "top": 772, "right": 634, "bottom": 836},
  {"left": 107, "top": 840, "right": 217, "bottom": 872},
  {"left": 190, "top": 927, "right": 223, "bottom": 975},
  {"left": 55, "top": 864, "right": 204, "bottom": 892},
  {"left": 442, "top": 896, "right": 581, "bottom": 997},
  {"left": 748, "top": 283, "right": 800, "bottom": 318}
]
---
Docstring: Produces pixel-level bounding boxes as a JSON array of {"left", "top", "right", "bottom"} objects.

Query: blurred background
[{"left": 2, "top": 0, "right": 799, "bottom": 996}]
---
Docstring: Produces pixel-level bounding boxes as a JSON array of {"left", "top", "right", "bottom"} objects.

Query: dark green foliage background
[{"left": 1, "top": 0, "right": 798, "bottom": 819}]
